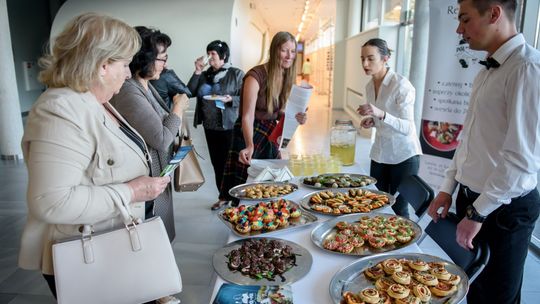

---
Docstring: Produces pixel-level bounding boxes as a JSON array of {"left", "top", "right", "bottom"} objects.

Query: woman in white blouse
[{"left": 357, "top": 38, "right": 422, "bottom": 218}]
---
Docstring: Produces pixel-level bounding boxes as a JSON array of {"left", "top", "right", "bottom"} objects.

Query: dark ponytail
[{"left": 363, "top": 38, "right": 392, "bottom": 57}]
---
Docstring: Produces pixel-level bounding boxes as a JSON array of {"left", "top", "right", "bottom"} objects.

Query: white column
[
  {"left": 0, "top": 0, "right": 24, "bottom": 159},
  {"left": 408, "top": 0, "right": 429, "bottom": 132},
  {"left": 347, "top": 0, "right": 361, "bottom": 38}
]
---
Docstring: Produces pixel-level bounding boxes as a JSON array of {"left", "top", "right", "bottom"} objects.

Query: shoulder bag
[
  {"left": 52, "top": 200, "right": 182, "bottom": 304},
  {"left": 174, "top": 117, "right": 205, "bottom": 192}
]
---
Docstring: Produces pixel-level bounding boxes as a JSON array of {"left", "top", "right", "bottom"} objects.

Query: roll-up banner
[{"left": 418, "top": 0, "right": 485, "bottom": 190}]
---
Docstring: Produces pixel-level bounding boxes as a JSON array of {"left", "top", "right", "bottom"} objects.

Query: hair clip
[{"left": 218, "top": 43, "right": 222, "bottom": 47}]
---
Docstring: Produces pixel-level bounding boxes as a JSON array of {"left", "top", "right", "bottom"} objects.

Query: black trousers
[
  {"left": 43, "top": 274, "right": 57, "bottom": 299},
  {"left": 456, "top": 184, "right": 540, "bottom": 304},
  {"left": 204, "top": 128, "right": 233, "bottom": 200},
  {"left": 370, "top": 155, "right": 419, "bottom": 218}
]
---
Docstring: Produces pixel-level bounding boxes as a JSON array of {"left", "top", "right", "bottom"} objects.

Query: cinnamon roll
[
  {"left": 387, "top": 284, "right": 410, "bottom": 299},
  {"left": 392, "top": 271, "right": 412, "bottom": 285},
  {"left": 414, "top": 272, "right": 439, "bottom": 286},
  {"left": 364, "top": 264, "right": 385, "bottom": 280},
  {"left": 378, "top": 292, "right": 391, "bottom": 304},
  {"left": 430, "top": 281, "right": 457, "bottom": 297},
  {"left": 382, "top": 258, "right": 403, "bottom": 275},
  {"left": 412, "top": 284, "right": 431, "bottom": 302},
  {"left": 359, "top": 288, "right": 380, "bottom": 304}
]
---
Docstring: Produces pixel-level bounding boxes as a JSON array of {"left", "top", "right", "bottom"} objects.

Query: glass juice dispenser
[{"left": 330, "top": 119, "right": 356, "bottom": 166}]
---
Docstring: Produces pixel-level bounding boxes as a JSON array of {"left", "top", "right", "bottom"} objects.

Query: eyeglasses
[{"left": 156, "top": 56, "right": 168, "bottom": 63}]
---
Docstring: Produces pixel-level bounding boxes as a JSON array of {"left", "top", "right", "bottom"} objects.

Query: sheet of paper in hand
[{"left": 160, "top": 145, "right": 193, "bottom": 177}]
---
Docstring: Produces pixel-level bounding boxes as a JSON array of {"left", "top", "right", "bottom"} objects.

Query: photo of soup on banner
[{"left": 421, "top": 120, "right": 463, "bottom": 156}]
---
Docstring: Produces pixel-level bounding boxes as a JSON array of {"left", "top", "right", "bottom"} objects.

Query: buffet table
[{"left": 209, "top": 163, "right": 449, "bottom": 304}]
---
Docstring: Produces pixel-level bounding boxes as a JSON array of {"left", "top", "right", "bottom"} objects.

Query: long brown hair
[{"left": 265, "top": 31, "right": 297, "bottom": 114}]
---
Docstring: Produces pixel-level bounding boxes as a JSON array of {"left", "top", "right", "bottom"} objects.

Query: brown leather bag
[{"left": 174, "top": 118, "right": 205, "bottom": 192}]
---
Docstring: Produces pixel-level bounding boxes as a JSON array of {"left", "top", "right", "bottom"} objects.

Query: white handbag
[{"left": 52, "top": 200, "right": 182, "bottom": 304}]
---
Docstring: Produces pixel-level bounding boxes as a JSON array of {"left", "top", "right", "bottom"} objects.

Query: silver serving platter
[
  {"left": 228, "top": 181, "right": 299, "bottom": 201},
  {"left": 213, "top": 237, "right": 313, "bottom": 285},
  {"left": 218, "top": 201, "right": 318, "bottom": 237},
  {"left": 311, "top": 213, "right": 422, "bottom": 256},
  {"left": 301, "top": 173, "right": 377, "bottom": 189},
  {"left": 299, "top": 188, "right": 395, "bottom": 216},
  {"left": 329, "top": 252, "right": 469, "bottom": 304}
]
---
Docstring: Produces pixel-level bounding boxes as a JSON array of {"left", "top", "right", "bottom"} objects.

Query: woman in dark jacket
[{"left": 187, "top": 40, "right": 244, "bottom": 210}]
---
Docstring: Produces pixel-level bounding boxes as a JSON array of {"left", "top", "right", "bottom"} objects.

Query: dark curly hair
[
  {"left": 206, "top": 40, "right": 230, "bottom": 63},
  {"left": 130, "top": 26, "right": 171, "bottom": 78}
]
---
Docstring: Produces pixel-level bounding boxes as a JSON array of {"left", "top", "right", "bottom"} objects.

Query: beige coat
[{"left": 19, "top": 87, "right": 149, "bottom": 274}]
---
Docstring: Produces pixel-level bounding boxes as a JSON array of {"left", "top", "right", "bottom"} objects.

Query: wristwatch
[{"left": 466, "top": 205, "right": 486, "bottom": 223}]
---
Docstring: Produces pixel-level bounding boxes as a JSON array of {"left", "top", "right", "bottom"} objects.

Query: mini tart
[
  {"left": 430, "top": 281, "right": 457, "bottom": 297},
  {"left": 392, "top": 271, "right": 412, "bottom": 285},
  {"left": 408, "top": 259, "right": 429, "bottom": 272},
  {"left": 412, "top": 284, "right": 431, "bottom": 302},
  {"left": 387, "top": 284, "right": 410, "bottom": 299},
  {"left": 250, "top": 220, "right": 264, "bottom": 231},
  {"left": 289, "top": 207, "right": 301, "bottom": 218},
  {"left": 396, "top": 233, "right": 412, "bottom": 243},
  {"left": 383, "top": 234, "right": 397, "bottom": 246},
  {"left": 350, "top": 236, "right": 365, "bottom": 247},
  {"left": 235, "top": 223, "right": 251, "bottom": 234},
  {"left": 375, "top": 277, "right": 394, "bottom": 291},
  {"left": 337, "top": 243, "right": 355, "bottom": 254},
  {"left": 382, "top": 258, "right": 403, "bottom": 275},
  {"left": 364, "top": 264, "right": 385, "bottom": 280},
  {"left": 369, "top": 236, "right": 386, "bottom": 248},
  {"left": 264, "top": 221, "right": 277, "bottom": 231},
  {"left": 414, "top": 272, "right": 439, "bottom": 287},
  {"left": 430, "top": 267, "right": 451, "bottom": 280},
  {"left": 359, "top": 288, "right": 380, "bottom": 304},
  {"left": 336, "top": 221, "right": 350, "bottom": 230},
  {"left": 395, "top": 295, "right": 421, "bottom": 304},
  {"left": 441, "top": 274, "right": 461, "bottom": 286},
  {"left": 275, "top": 216, "right": 289, "bottom": 227},
  {"left": 323, "top": 239, "right": 340, "bottom": 251},
  {"left": 342, "top": 291, "right": 363, "bottom": 304}
]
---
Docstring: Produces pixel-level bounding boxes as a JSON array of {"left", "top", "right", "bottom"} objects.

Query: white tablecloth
[{"left": 209, "top": 163, "right": 441, "bottom": 304}]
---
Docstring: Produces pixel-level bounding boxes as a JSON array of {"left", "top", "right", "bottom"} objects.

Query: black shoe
[{"left": 211, "top": 200, "right": 229, "bottom": 210}]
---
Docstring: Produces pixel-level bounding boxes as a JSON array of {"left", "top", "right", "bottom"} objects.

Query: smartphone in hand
[{"left": 160, "top": 145, "right": 193, "bottom": 177}]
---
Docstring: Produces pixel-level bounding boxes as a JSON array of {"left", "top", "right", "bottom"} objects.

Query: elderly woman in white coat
[{"left": 19, "top": 13, "right": 169, "bottom": 299}]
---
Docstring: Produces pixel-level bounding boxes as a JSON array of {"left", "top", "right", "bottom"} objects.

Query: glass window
[
  {"left": 383, "top": 0, "right": 404, "bottom": 25},
  {"left": 363, "top": 0, "right": 381, "bottom": 30}
]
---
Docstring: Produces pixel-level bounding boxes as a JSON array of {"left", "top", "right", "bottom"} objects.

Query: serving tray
[
  {"left": 218, "top": 201, "right": 318, "bottom": 237},
  {"left": 213, "top": 237, "right": 313, "bottom": 285},
  {"left": 311, "top": 213, "right": 422, "bottom": 256},
  {"left": 228, "top": 181, "right": 299, "bottom": 201},
  {"left": 329, "top": 252, "right": 469, "bottom": 304},
  {"left": 299, "top": 188, "right": 395, "bottom": 216},
  {"left": 301, "top": 173, "right": 376, "bottom": 189}
]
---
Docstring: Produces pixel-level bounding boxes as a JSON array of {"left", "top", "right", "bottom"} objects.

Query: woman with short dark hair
[{"left": 187, "top": 40, "right": 245, "bottom": 210}]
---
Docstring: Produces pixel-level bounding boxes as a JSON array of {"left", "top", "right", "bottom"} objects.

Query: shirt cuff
[
  {"left": 473, "top": 193, "right": 501, "bottom": 216},
  {"left": 439, "top": 178, "right": 458, "bottom": 196}
]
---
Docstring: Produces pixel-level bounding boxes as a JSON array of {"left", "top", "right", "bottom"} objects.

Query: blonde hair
[
  {"left": 39, "top": 13, "right": 141, "bottom": 92},
  {"left": 265, "top": 31, "right": 297, "bottom": 114}
]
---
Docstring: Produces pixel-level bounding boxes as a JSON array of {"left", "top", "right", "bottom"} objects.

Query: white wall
[
  {"left": 54, "top": 0, "right": 269, "bottom": 83},
  {"left": 230, "top": 0, "right": 270, "bottom": 72}
]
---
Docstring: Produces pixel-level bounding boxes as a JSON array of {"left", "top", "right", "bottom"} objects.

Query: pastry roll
[
  {"left": 441, "top": 274, "right": 461, "bottom": 286},
  {"left": 407, "top": 259, "right": 429, "bottom": 272},
  {"left": 395, "top": 295, "right": 421, "bottom": 304},
  {"left": 392, "top": 271, "right": 412, "bottom": 285},
  {"left": 429, "top": 267, "right": 451, "bottom": 280},
  {"left": 414, "top": 272, "right": 439, "bottom": 286},
  {"left": 375, "top": 277, "right": 395, "bottom": 292},
  {"left": 387, "top": 284, "right": 410, "bottom": 299},
  {"left": 430, "top": 281, "right": 457, "bottom": 297},
  {"left": 412, "top": 284, "right": 432, "bottom": 302},
  {"left": 359, "top": 288, "right": 380, "bottom": 304},
  {"left": 382, "top": 258, "right": 403, "bottom": 275},
  {"left": 364, "top": 264, "right": 385, "bottom": 280},
  {"left": 342, "top": 291, "right": 363, "bottom": 304}
]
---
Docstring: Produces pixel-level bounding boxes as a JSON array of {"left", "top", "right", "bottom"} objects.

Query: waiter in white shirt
[
  {"left": 357, "top": 38, "right": 423, "bottom": 218},
  {"left": 427, "top": 1, "right": 540, "bottom": 303}
]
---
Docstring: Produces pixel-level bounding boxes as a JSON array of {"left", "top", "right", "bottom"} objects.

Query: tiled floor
[{"left": 1, "top": 92, "right": 539, "bottom": 304}]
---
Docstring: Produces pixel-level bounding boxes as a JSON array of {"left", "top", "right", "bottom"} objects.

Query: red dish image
[{"left": 421, "top": 120, "right": 463, "bottom": 152}]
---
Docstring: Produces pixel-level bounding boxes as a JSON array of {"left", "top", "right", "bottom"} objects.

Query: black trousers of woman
[
  {"left": 204, "top": 128, "right": 233, "bottom": 199},
  {"left": 456, "top": 184, "right": 540, "bottom": 304},
  {"left": 369, "top": 155, "right": 419, "bottom": 218}
]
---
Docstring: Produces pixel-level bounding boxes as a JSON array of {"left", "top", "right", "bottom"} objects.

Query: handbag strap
[{"left": 180, "top": 114, "right": 191, "bottom": 140}]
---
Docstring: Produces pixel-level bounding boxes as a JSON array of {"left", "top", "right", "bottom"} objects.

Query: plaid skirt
[{"left": 219, "top": 119, "right": 280, "bottom": 200}]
